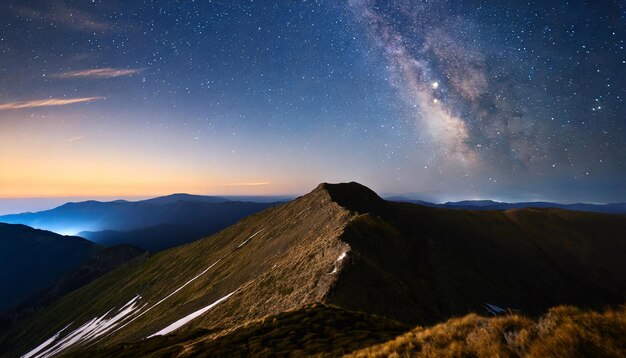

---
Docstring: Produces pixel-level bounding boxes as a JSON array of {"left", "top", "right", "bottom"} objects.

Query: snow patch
[
  {"left": 484, "top": 303, "right": 506, "bottom": 315},
  {"left": 237, "top": 228, "right": 264, "bottom": 248},
  {"left": 297, "top": 207, "right": 310, "bottom": 216},
  {"left": 148, "top": 290, "right": 237, "bottom": 337},
  {"left": 23, "top": 296, "right": 141, "bottom": 358},
  {"left": 336, "top": 252, "right": 347, "bottom": 262},
  {"left": 25, "top": 257, "right": 226, "bottom": 357},
  {"left": 99, "top": 258, "right": 223, "bottom": 340},
  {"left": 328, "top": 251, "right": 349, "bottom": 275},
  {"left": 22, "top": 323, "right": 72, "bottom": 358}
]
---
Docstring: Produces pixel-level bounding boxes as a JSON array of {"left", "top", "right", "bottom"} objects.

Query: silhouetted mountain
[
  {"left": 443, "top": 200, "right": 626, "bottom": 214},
  {"left": 0, "top": 245, "right": 146, "bottom": 333},
  {"left": 387, "top": 197, "right": 626, "bottom": 214},
  {"left": 444, "top": 199, "right": 500, "bottom": 207},
  {"left": 4, "top": 182, "right": 626, "bottom": 357},
  {"left": 0, "top": 224, "right": 99, "bottom": 313},
  {"left": 0, "top": 196, "right": 279, "bottom": 251},
  {"left": 141, "top": 193, "right": 228, "bottom": 205},
  {"left": 78, "top": 224, "right": 204, "bottom": 252}
]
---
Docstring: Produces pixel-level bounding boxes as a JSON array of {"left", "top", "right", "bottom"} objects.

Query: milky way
[
  {"left": 350, "top": 0, "right": 477, "bottom": 164},
  {"left": 0, "top": 0, "right": 624, "bottom": 202},
  {"left": 348, "top": 0, "right": 625, "bottom": 201}
]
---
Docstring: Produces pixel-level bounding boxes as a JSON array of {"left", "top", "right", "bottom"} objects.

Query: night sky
[{"left": 0, "top": 0, "right": 624, "bottom": 203}]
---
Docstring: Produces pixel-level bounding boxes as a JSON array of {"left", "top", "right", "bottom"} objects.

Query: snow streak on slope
[
  {"left": 237, "top": 228, "right": 264, "bottom": 248},
  {"left": 484, "top": 303, "right": 506, "bottom": 315},
  {"left": 25, "top": 258, "right": 226, "bottom": 357},
  {"left": 148, "top": 290, "right": 237, "bottom": 337},
  {"left": 22, "top": 323, "right": 72, "bottom": 358},
  {"left": 93, "top": 258, "right": 224, "bottom": 342},
  {"left": 22, "top": 296, "right": 141, "bottom": 358},
  {"left": 24, "top": 228, "right": 266, "bottom": 356},
  {"left": 329, "top": 251, "right": 349, "bottom": 275}
]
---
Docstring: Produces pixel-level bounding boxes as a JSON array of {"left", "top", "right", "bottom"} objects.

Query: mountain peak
[{"left": 313, "top": 182, "right": 384, "bottom": 214}]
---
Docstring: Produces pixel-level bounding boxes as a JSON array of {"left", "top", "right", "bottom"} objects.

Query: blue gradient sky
[{"left": 1, "top": 0, "right": 624, "bottom": 205}]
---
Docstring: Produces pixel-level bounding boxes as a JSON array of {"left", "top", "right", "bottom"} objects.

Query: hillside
[
  {"left": 4, "top": 182, "right": 626, "bottom": 357},
  {"left": 0, "top": 245, "right": 146, "bottom": 333},
  {"left": 0, "top": 224, "right": 100, "bottom": 313}
]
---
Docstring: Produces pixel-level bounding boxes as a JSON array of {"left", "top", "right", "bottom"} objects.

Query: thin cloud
[
  {"left": 15, "top": 3, "right": 111, "bottom": 32},
  {"left": 52, "top": 67, "right": 145, "bottom": 79},
  {"left": 224, "top": 182, "right": 271, "bottom": 187},
  {"left": 58, "top": 136, "right": 84, "bottom": 147},
  {"left": 0, "top": 97, "right": 103, "bottom": 111},
  {"left": 66, "top": 136, "right": 83, "bottom": 143}
]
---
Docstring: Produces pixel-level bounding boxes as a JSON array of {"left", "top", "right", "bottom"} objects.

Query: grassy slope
[{"left": 349, "top": 305, "right": 626, "bottom": 357}]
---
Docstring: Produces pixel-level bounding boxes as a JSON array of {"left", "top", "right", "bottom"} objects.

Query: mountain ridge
[{"left": 4, "top": 182, "right": 626, "bottom": 357}]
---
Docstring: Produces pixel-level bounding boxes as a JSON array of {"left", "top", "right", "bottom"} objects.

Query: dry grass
[{"left": 349, "top": 305, "right": 626, "bottom": 357}]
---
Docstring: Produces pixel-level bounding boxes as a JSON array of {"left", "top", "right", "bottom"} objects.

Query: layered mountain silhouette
[
  {"left": 387, "top": 196, "right": 626, "bottom": 214},
  {"left": 0, "top": 223, "right": 146, "bottom": 333},
  {"left": 0, "top": 195, "right": 278, "bottom": 251},
  {"left": 0, "top": 246, "right": 146, "bottom": 337},
  {"left": 3, "top": 182, "right": 626, "bottom": 357}
]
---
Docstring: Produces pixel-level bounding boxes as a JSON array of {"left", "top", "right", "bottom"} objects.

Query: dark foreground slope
[
  {"left": 78, "top": 303, "right": 626, "bottom": 358},
  {"left": 4, "top": 182, "right": 626, "bottom": 357},
  {"left": 0, "top": 224, "right": 100, "bottom": 312},
  {"left": 72, "top": 304, "right": 409, "bottom": 358}
]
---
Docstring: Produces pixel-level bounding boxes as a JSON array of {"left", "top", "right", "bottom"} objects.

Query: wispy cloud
[
  {"left": 15, "top": 3, "right": 111, "bottom": 32},
  {"left": 58, "top": 136, "right": 84, "bottom": 147},
  {"left": 224, "top": 182, "right": 271, "bottom": 187},
  {"left": 0, "top": 97, "right": 102, "bottom": 111},
  {"left": 52, "top": 67, "right": 145, "bottom": 79},
  {"left": 66, "top": 136, "right": 83, "bottom": 143}
]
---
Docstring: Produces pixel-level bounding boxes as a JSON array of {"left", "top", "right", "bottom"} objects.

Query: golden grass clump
[{"left": 349, "top": 305, "right": 626, "bottom": 357}]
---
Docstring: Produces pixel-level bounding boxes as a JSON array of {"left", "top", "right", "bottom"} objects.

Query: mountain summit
[
  {"left": 315, "top": 182, "right": 385, "bottom": 214},
  {"left": 4, "top": 182, "right": 626, "bottom": 357}
]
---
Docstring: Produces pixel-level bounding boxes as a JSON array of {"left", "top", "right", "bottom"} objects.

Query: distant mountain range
[
  {"left": 385, "top": 197, "right": 626, "bottom": 214},
  {"left": 3, "top": 182, "right": 625, "bottom": 357},
  {"left": 0, "top": 195, "right": 280, "bottom": 251}
]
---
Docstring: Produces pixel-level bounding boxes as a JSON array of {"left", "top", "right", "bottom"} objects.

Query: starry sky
[{"left": 0, "top": 0, "right": 624, "bottom": 203}]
